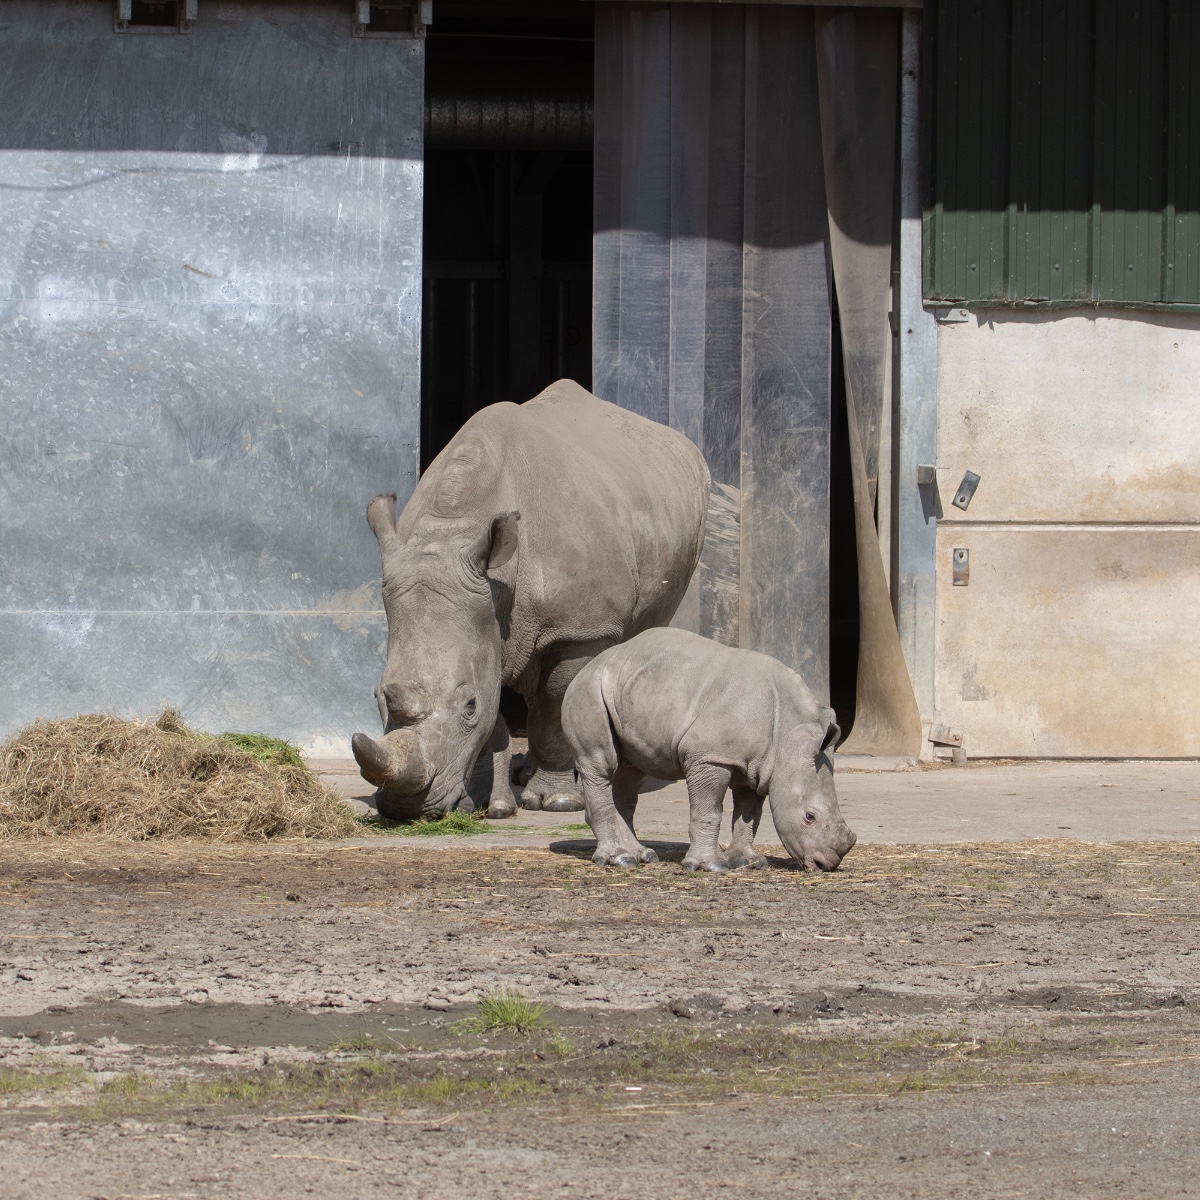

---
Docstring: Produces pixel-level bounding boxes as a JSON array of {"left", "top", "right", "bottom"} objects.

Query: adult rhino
[{"left": 352, "top": 380, "right": 709, "bottom": 820}]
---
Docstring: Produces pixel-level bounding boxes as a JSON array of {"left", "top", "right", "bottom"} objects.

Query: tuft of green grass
[
  {"left": 215, "top": 732, "right": 306, "bottom": 768},
  {"left": 546, "top": 1029, "right": 578, "bottom": 1059},
  {"left": 467, "top": 987, "right": 547, "bottom": 1034},
  {"left": 365, "top": 810, "right": 488, "bottom": 837},
  {"left": 560, "top": 824, "right": 592, "bottom": 832},
  {"left": 0, "top": 1064, "right": 89, "bottom": 1096}
]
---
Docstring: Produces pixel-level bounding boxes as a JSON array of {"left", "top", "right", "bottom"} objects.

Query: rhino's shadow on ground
[{"left": 545, "top": 839, "right": 800, "bottom": 870}]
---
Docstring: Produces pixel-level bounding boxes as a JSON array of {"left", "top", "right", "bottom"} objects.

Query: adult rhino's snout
[{"left": 351, "top": 729, "right": 432, "bottom": 794}]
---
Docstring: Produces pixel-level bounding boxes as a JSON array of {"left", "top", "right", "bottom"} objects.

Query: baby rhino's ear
[
  {"left": 797, "top": 710, "right": 841, "bottom": 764},
  {"left": 819, "top": 707, "right": 841, "bottom": 754}
]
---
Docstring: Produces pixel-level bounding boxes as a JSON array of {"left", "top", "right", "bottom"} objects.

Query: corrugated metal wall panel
[
  {"left": 1167, "top": 0, "right": 1200, "bottom": 303},
  {"left": 1094, "top": 0, "right": 1166, "bottom": 303},
  {"left": 1009, "top": 0, "right": 1092, "bottom": 303},
  {"left": 926, "top": 0, "right": 1200, "bottom": 307},
  {"left": 925, "top": 0, "right": 1010, "bottom": 303}
]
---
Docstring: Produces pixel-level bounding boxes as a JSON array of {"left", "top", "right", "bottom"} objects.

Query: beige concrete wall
[{"left": 934, "top": 310, "right": 1200, "bottom": 757}]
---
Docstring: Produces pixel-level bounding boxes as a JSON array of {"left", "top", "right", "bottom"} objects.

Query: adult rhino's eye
[
  {"left": 804, "top": 810, "right": 817, "bottom": 825},
  {"left": 463, "top": 696, "right": 477, "bottom": 719}
]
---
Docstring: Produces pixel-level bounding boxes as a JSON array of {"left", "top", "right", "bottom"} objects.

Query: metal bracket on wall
[
  {"left": 354, "top": 0, "right": 428, "bottom": 37},
  {"left": 952, "top": 470, "right": 981, "bottom": 511},
  {"left": 928, "top": 723, "right": 967, "bottom": 766},
  {"left": 915, "top": 464, "right": 943, "bottom": 522},
  {"left": 952, "top": 547, "right": 969, "bottom": 586}
]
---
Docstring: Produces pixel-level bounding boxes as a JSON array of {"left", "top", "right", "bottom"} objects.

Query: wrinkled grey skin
[
  {"left": 352, "top": 381, "right": 709, "bottom": 820},
  {"left": 562, "top": 628, "right": 858, "bottom": 872}
]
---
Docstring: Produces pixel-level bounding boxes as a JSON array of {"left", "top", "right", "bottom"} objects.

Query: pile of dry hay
[{"left": 0, "top": 710, "right": 358, "bottom": 841}]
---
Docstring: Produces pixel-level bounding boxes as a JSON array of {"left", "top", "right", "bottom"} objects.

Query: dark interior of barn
[
  {"left": 421, "top": 1, "right": 594, "bottom": 471},
  {"left": 421, "top": 0, "right": 862, "bottom": 733}
]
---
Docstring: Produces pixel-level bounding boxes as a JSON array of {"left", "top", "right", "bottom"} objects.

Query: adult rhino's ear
[
  {"left": 366, "top": 494, "right": 401, "bottom": 562},
  {"left": 470, "top": 511, "right": 520, "bottom": 575}
]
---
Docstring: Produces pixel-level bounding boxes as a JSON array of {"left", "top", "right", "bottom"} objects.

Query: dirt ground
[{"left": 2, "top": 833, "right": 1199, "bottom": 1197}]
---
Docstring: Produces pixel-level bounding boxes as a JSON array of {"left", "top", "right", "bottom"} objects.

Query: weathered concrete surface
[
  {"left": 316, "top": 755, "right": 1200, "bottom": 847},
  {"left": 0, "top": 1, "right": 423, "bottom": 752},
  {"left": 935, "top": 310, "right": 1200, "bottom": 757},
  {"left": 936, "top": 527, "right": 1200, "bottom": 758}
]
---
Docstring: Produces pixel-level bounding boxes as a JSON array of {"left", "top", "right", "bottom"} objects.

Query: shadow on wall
[{"left": 0, "top": 1, "right": 423, "bottom": 158}]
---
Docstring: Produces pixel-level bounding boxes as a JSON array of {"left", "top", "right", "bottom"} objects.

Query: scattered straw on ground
[{"left": 0, "top": 710, "right": 358, "bottom": 842}]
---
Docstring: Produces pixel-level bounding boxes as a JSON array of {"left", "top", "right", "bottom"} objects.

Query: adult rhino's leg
[
  {"left": 483, "top": 714, "right": 516, "bottom": 819},
  {"left": 725, "top": 785, "right": 769, "bottom": 870},
  {"left": 520, "top": 642, "right": 612, "bottom": 812},
  {"left": 510, "top": 753, "right": 534, "bottom": 788},
  {"left": 681, "top": 762, "right": 733, "bottom": 873}
]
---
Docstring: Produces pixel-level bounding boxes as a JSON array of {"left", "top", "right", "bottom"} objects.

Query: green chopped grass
[
  {"left": 215, "top": 732, "right": 306, "bottom": 768},
  {"left": 560, "top": 824, "right": 591, "bottom": 832},
  {"left": 365, "top": 811, "right": 488, "bottom": 837}
]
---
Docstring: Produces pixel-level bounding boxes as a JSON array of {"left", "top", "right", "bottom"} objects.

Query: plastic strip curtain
[
  {"left": 816, "top": 8, "right": 921, "bottom": 755},
  {"left": 594, "top": 3, "right": 919, "bottom": 753}
]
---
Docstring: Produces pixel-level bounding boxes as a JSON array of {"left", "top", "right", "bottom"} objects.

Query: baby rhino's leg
[
  {"left": 682, "top": 762, "right": 733, "bottom": 873},
  {"left": 725, "top": 786, "right": 769, "bottom": 870},
  {"left": 580, "top": 763, "right": 655, "bottom": 868},
  {"left": 562, "top": 670, "right": 654, "bottom": 868},
  {"left": 613, "top": 765, "right": 655, "bottom": 863}
]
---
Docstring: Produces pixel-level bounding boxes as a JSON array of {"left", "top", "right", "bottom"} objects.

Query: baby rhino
[{"left": 561, "top": 628, "right": 857, "bottom": 873}]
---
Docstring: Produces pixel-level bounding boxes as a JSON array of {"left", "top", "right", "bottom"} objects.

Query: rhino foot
[
  {"left": 520, "top": 767, "right": 582, "bottom": 812},
  {"left": 724, "top": 848, "right": 769, "bottom": 871},
  {"left": 542, "top": 792, "right": 585, "bottom": 813},
  {"left": 682, "top": 855, "right": 729, "bottom": 874},
  {"left": 485, "top": 798, "right": 517, "bottom": 820},
  {"left": 593, "top": 849, "right": 639, "bottom": 867},
  {"left": 593, "top": 846, "right": 657, "bottom": 867}
]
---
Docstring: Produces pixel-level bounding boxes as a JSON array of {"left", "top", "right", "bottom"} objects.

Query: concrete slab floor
[{"left": 310, "top": 755, "right": 1200, "bottom": 849}]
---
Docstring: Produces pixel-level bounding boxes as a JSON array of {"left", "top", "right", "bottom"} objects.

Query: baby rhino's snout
[{"left": 806, "top": 822, "right": 858, "bottom": 873}]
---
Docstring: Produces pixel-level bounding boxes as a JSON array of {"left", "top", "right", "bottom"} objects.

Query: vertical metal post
[
  {"left": 896, "top": 8, "right": 938, "bottom": 726},
  {"left": 877, "top": 287, "right": 893, "bottom": 592}
]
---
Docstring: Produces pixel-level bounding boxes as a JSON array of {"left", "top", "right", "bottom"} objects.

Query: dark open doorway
[
  {"left": 420, "top": 2, "right": 595, "bottom": 472},
  {"left": 828, "top": 294, "right": 860, "bottom": 737}
]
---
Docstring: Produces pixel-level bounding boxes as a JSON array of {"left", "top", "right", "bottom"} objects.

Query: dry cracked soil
[{"left": 1, "top": 835, "right": 1198, "bottom": 1198}]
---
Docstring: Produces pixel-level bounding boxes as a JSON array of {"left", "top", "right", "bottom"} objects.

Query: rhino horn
[
  {"left": 351, "top": 729, "right": 432, "bottom": 793},
  {"left": 366, "top": 494, "right": 401, "bottom": 560}
]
